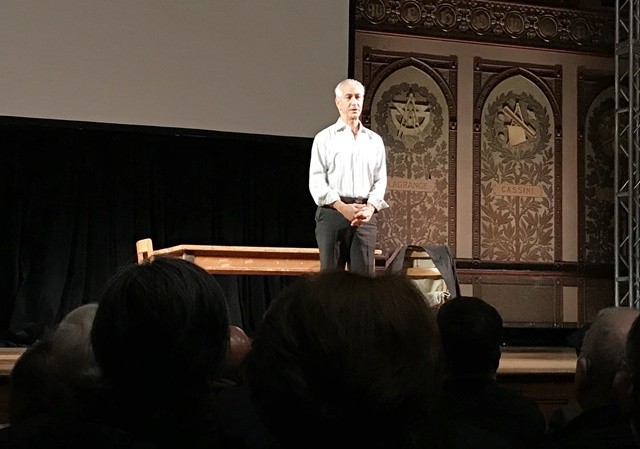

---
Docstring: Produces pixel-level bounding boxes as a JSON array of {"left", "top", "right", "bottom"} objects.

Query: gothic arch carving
[
  {"left": 362, "top": 48, "right": 458, "bottom": 252},
  {"left": 472, "top": 58, "right": 563, "bottom": 262}
]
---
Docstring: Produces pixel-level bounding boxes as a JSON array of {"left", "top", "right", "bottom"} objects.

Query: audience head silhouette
[
  {"left": 9, "top": 303, "right": 100, "bottom": 425},
  {"left": 545, "top": 307, "right": 640, "bottom": 449},
  {"left": 431, "top": 296, "right": 548, "bottom": 449},
  {"left": 6, "top": 304, "right": 108, "bottom": 449},
  {"left": 575, "top": 307, "right": 639, "bottom": 411},
  {"left": 8, "top": 340, "right": 59, "bottom": 424},
  {"left": 245, "top": 271, "right": 440, "bottom": 449},
  {"left": 437, "top": 296, "right": 503, "bottom": 378},
  {"left": 90, "top": 256, "right": 230, "bottom": 437},
  {"left": 49, "top": 303, "right": 101, "bottom": 391},
  {"left": 620, "top": 312, "right": 640, "bottom": 423}
]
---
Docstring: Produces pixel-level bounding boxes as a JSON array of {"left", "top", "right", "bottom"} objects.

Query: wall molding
[{"left": 355, "top": 0, "right": 614, "bottom": 55}]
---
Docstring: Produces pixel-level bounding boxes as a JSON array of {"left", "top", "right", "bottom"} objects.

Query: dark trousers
[{"left": 314, "top": 206, "right": 378, "bottom": 277}]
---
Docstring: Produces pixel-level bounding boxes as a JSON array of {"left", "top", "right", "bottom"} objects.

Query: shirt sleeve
[
  {"left": 309, "top": 131, "right": 340, "bottom": 206},
  {"left": 366, "top": 134, "right": 389, "bottom": 211}
]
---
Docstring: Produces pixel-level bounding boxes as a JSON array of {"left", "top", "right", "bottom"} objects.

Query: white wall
[{"left": 0, "top": 1, "right": 350, "bottom": 138}]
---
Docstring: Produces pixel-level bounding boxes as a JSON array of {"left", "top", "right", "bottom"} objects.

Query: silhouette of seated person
[
  {"left": 1, "top": 340, "right": 64, "bottom": 446},
  {"left": 244, "top": 271, "right": 441, "bottom": 449},
  {"left": 88, "top": 257, "right": 230, "bottom": 448},
  {"left": 1, "top": 303, "right": 124, "bottom": 448},
  {"left": 548, "top": 307, "right": 639, "bottom": 449},
  {"left": 614, "top": 312, "right": 640, "bottom": 447},
  {"left": 49, "top": 303, "right": 102, "bottom": 401},
  {"left": 428, "top": 296, "right": 547, "bottom": 449},
  {"left": 546, "top": 322, "right": 592, "bottom": 433}
]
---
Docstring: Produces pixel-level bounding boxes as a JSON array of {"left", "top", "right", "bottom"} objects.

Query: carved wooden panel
[
  {"left": 473, "top": 58, "right": 562, "bottom": 263},
  {"left": 456, "top": 261, "right": 614, "bottom": 326},
  {"left": 464, "top": 275, "right": 562, "bottom": 326},
  {"left": 577, "top": 69, "right": 615, "bottom": 266},
  {"left": 362, "top": 48, "right": 458, "bottom": 253},
  {"left": 355, "top": 0, "right": 614, "bottom": 55}
]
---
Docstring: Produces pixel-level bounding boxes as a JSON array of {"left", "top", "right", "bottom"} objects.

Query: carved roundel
[
  {"left": 362, "top": 0, "right": 387, "bottom": 24},
  {"left": 434, "top": 5, "right": 457, "bottom": 31},
  {"left": 470, "top": 8, "right": 492, "bottom": 34},
  {"left": 537, "top": 15, "right": 559, "bottom": 41},
  {"left": 504, "top": 11, "right": 526, "bottom": 37},
  {"left": 401, "top": 1, "right": 423, "bottom": 27},
  {"left": 570, "top": 18, "right": 590, "bottom": 44}
]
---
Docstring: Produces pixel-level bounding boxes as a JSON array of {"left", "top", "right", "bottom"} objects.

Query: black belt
[{"left": 340, "top": 196, "right": 368, "bottom": 204}]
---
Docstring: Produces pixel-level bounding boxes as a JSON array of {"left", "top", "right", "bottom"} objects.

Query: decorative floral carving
[
  {"left": 480, "top": 91, "right": 554, "bottom": 261},
  {"left": 374, "top": 82, "right": 451, "bottom": 249}
]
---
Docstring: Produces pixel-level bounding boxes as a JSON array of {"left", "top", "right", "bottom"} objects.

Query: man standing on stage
[{"left": 309, "top": 78, "right": 389, "bottom": 277}]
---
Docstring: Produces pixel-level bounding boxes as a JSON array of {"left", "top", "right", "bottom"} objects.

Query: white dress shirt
[{"left": 309, "top": 118, "right": 389, "bottom": 212}]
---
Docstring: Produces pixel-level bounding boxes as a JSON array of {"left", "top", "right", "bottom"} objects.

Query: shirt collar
[{"left": 335, "top": 118, "right": 365, "bottom": 135}]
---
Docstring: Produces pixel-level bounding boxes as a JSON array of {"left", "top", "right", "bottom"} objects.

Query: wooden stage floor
[
  {"left": 0, "top": 346, "right": 577, "bottom": 377},
  {"left": 0, "top": 346, "right": 577, "bottom": 423},
  {"left": 499, "top": 346, "right": 576, "bottom": 374}
]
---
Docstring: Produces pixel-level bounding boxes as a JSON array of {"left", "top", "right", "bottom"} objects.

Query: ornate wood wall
[{"left": 355, "top": 0, "right": 615, "bottom": 327}]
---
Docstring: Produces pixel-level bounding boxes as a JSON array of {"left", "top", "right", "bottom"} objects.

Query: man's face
[{"left": 335, "top": 83, "right": 364, "bottom": 122}]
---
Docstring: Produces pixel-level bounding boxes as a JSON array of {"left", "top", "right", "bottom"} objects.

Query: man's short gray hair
[{"left": 335, "top": 79, "right": 365, "bottom": 99}]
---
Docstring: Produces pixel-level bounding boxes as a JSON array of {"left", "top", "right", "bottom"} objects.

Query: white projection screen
[{"left": 0, "top": 1, "right": 351, "bottom": 138}]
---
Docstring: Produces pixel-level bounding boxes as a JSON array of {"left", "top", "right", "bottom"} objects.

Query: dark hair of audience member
[
  {"left": 90, "top": 257, "right": 230, "bottom": 439},
  {"left": 437, "top": 296, "right": 503, "bottom": 377},
  {"left": 245, "top": 270, "right": 440, "bottom": 449}
]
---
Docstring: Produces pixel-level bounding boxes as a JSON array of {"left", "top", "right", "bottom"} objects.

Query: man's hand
[
  {"left": 332, "top": 200, "right": 365, "bottom": 225},
  {"left": 350, "top": 204, "right": 375, "bottom": 227}
]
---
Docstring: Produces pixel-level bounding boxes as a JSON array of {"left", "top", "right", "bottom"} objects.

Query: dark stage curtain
[{"left": 0, "top": 118, "right": 316, "bottom": 346}]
